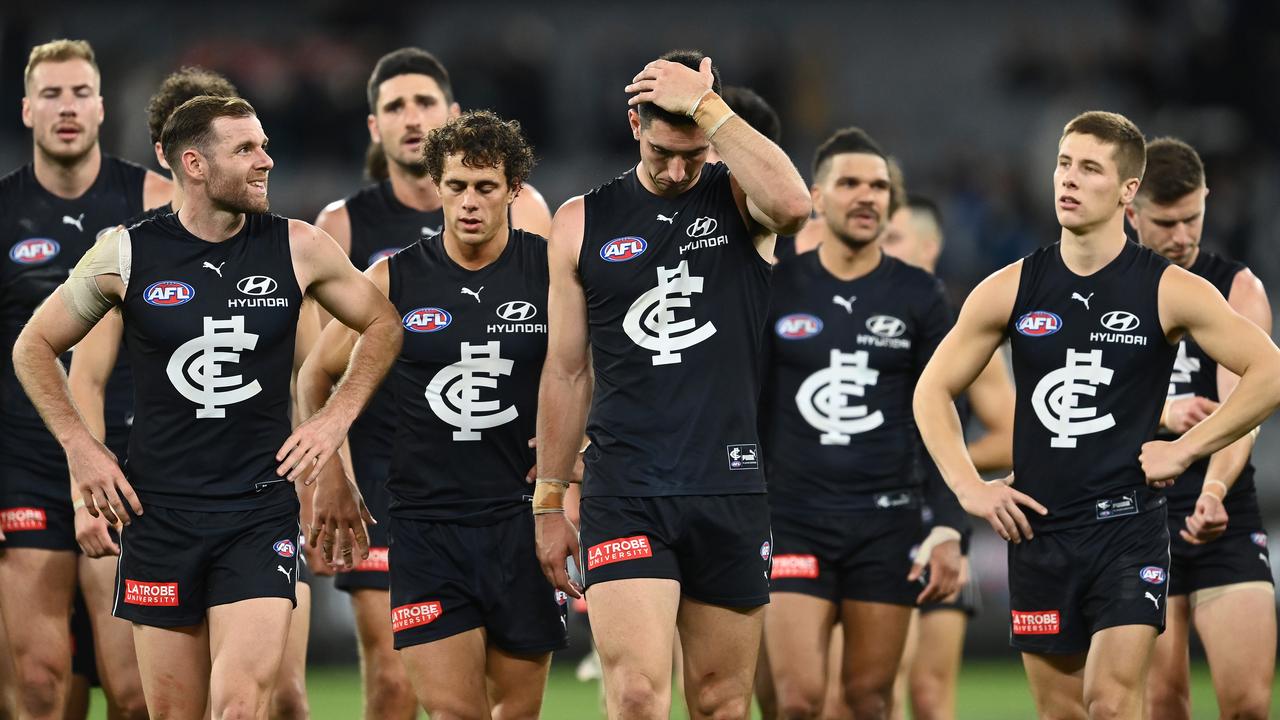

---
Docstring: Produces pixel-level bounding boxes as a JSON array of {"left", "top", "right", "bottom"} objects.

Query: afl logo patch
[
  {"left": 775, "top": 313, "right": 823, "bottom": 339},
  {"left": 1139, "top": 566, "right": 1166, "bottom": 584},
  {"left": 1252, "top": 532, "right": 1268, "bottom": 548},
  {"left": 367, "top": 248, "right": 400, "bottom": 267},
  {"left": 600, "top": 236, "right": 647, "bottom": 262},
  {"left": 1016, "top": 311, "right": 1062, "bottom": 337},
  {"left": 144, "top": 280, "right": 195, "bottom": 307},
  {"left": 273, "top": 539, "right": 296, "bottom": 558},
  {"left": 496, "top": 300, "right": 537, "bottom": 321},
  {"left": 1100, "top": 310, "right": 1140, "bottom": 333},
  {"left": 9, "top": 238, "right": 60, "bottom": 264},
  {"left": 760, "top": 540, "right": 772, "bottom": 561},
  {"left": 403, "top": 307, "right": 451, "bottom": 333}
]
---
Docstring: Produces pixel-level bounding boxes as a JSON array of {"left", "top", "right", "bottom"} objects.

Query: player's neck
[
  {"left": 1058, "top": 213, "right": 1127, "bottom": 276},
  {"left": 176, "top": 193, "right": 246, "bottom": 243},
  {"left": 817, "top": 235, "right": 881, "bottom": 281},
  {"left": 388, "top": 163, "right": 441, "bottom": 212},
  {"left": 444, "top": 222, "right": 509, "bottom": 271},
  {"left": 32, "top": 144, "right": 101, "bottom": 200},
  {"left": 168, "top": 184, "right": 185, "bottom": 213}
]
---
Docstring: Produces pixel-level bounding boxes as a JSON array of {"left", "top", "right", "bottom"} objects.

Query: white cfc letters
[
  {"left": 426, "top": 341, "right": 518, "bottom": 440},
  {"left": 1032, "top": 348, "right": 1116, "bottom": 448},
  {"left": 795, "top": 349, "right": 883, "bottom": 445},
  {"left": 166, "top": 316, "right": 262, "bottom": 419},
  {"left": 624, "top": 260, "right": 717, "bottom": 366}
]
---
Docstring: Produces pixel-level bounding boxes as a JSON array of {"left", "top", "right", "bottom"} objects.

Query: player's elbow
[{"left": 771, "top": 195, "right": 812, "bottom": 236}]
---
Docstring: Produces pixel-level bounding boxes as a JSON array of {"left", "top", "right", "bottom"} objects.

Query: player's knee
[
  {"left": 269, "top": 678, "right": 309, "bottom": 720},
  {"left": 1143, "top": 677, "right": 1190, "bottom": 720},
  {"left": 367, "top": 659, "right": 414, "bottom": 714},
  {"left": 106, "top": 693, "right": 150, "bottom": 720},
  {"left": 609, "top": 670, "right": 666, "bottom": 720},
  {"left": 14, "top": 653, "right": 67, "bottom": 716},
  {"left": 843, "top": 674, "right": 893, "bottom": 719},
  {"left": 212, "top": 680, "right": 271, "bottom": 720},
  {"left": 775, "top": 682, "right": 824, "bottom": 719},
  {"left": 908, "top": 672, "right": 949, "bottom": 717},
  {"left": 1218, "top": 685, "right": 1271, "bottom": 720},
  {"left": 417, "top": 699, "right": 487, "bottom": 720},
  {"left": 1083, "top": 685, "right": 1139, "bottom": 720}
]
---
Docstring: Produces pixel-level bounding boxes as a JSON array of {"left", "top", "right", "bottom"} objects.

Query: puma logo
[
  {"left": 1144, "top": 591, "right": 1160, "bottom": 610},
  {"left": 1071, "top": 292, "right": 1093, "bottom": 310},
  {"left": 203, "top": 261, "right": 225, "bottom": 277},
  {"left": 62, "top": 213, "right": 85, "bottom": 232},
  {"left": 461, "top": 286, "right": 483, "bottom": 303},
  {"left": 657, "top": 212, "right": 678, "bottom": 224},
  {"left": 832, "top": 295, "right": 856, "bottom": 314},
  {"left": 277, "top": 565, "right": 292, "bottom": 583}
]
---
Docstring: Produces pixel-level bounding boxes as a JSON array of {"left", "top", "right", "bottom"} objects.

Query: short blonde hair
[{"left": 25, "top": 39, "right": 99, "bottom": 93}]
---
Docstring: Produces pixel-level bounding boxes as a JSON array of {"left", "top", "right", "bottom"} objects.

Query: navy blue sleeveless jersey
[
  {"left": 385, "top": 230, "right": 548, "bottom": 523},
  {"left": 762, "top": 251, "right": 954, "bottom": 512},
  {"left": 1, "top": 157, "right": 146, "bottom": 475},
  {"left": 1161, "top": 250, "right": 1259, "bottom": 522},
  {"left": 122, "top": 212, "right": 302, "bottom": 510},
  {"left": 1007, "top": 240, "right": 1176, "bottom": 532},
  {"left": 343, "top": 181, "right": 444, "bottom": 461},
  {"left": 577, "top": 162, "right": 771, "bottom": 497}
]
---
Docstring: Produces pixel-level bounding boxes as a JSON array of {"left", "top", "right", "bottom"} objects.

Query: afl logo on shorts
[
  {"left": 273, "top": 539, "right": 296, "bottom": 558},
  {"left": 367, "top": 248, "right": 400, "bottom": 267},
  {"left": 144, "top": 280, "right": 195, "bottom": 307},
  {"left": 1139, "top": 566, "right": 1166, "bottom": 584},
  {"left": 775, "top": 313, "right": 823, "bottom": 340},
  {"left": 9, "top": 238, "right": 60, "bottom": 264},
  {"left": 760, "top": 540, "right": 772, "bottom": 561},
  {"left": 403, "top": 307, "right": 451, "bottom": 333},
  {"left": 600, "top": 236, "right": 647, "bottom": 262},
  {"left": 1252, "top": 532, "right": 1268, "bottom": 548},
  {"left": 1016, "top": 311, "right": 1062, "bottom": 337}
]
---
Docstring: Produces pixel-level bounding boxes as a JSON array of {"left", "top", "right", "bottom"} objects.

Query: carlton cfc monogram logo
[
  {"left": 795, "top": 349, "right": 883, "bottom": 445},
  {"left": 624, "top": 260, "right": 717, "bottom": 365},
  {"left": 166, "top": 316, "right": 262, "bottom": 419},
  {"left": 1032, "top": 348, "right": 1116, "bottom": 448},
  {"left": 425, "top": 341, "right": 519, "bottom": 441}
]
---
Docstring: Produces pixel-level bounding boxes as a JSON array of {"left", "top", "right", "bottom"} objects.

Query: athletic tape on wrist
[
  {"left": 1201, "top": 479, "right": 1228, "bottom": 500},
  {"left": 914, "top": 526, "right": 963, "bottom": 566}
]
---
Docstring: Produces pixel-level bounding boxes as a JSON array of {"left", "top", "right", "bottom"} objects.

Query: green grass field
[{"left": 85, "top": 660, "right": 1278, "bottom": 719}]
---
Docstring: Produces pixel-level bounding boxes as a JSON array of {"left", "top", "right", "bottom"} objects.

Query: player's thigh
[
  {"left": 0, "top": 547, "right": 76, "bottom": 662},
  {"left": 677, "top": 595, "right": 763, "bottom": 719},
  {"left": 839, "top": 599, "right": 913, "bottom": 694},
  {"left": 208, "top": 598, "right": 294, "bottom": 700},
  {"left": 1021, "top": 651, "right": 1087, "bottom": 720},
  {"left": 272, "top": 581, "right": 311, "bottom": 704},
  {"left": 78, "top": 553, "right": 144, "bottom": 703},
  {"left": 132, "top": 621, "right": 211, "bottom": 717},
  {"left": 822, "top": 625, "right": 852, "bottom": 720},
  {"left": 350, "top": 587, "right": 403, "bottom": 670},
  {"left": 485, "top": 646, "right": 552, "bottom": 720},
  {"left": 911, "top": 608, "right": 965, "bottom": 688},
  {"left": 1143, "top": 592, "right": 1190, "bottom": 715},
  {"left": 1193, "top": 584, "right": 1276, "bottom": 709},
  {"left": 763, "top": 592, "right": 837, "bottom": 699},
  {"left": 398, "top": 627, "right": 489, "bottom": 717},
  {"left": 1083, "top": 624, "right": 1158, "bottom": 715},
  {"left": 587, "top": 578, "right": 680, "bottom": 696}
]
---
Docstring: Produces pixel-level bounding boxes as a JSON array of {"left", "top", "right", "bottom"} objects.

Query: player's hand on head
[
  {"left": 1180, "top": 492, "right": 1229, "bottom": 545},
  {"left": 1164, "top": 396, "right": 1218, "bottom": 435},
  {"left": 959, "top": 475, "right": 1047, "bottom": 543},
  {"left": 625, "top": 56, "right": 715, "bottom": 116},
  {"left": 307, "top": 459, "right": 374, "bottom": 570},
  {"left": 534, "top": 512, "right": 583, "bottom": 599},
  {"left": 68, "top": 438, "right": 142, "bottom": 526},
  {"left": 1140, "top": 439, "right": 1193, "bottom": 489},
  {"left": 276, "top": 407, "right": 351, "bottom": 485},
  {"left": 74, "top": 501, "right": 120, "bottom": 557}
]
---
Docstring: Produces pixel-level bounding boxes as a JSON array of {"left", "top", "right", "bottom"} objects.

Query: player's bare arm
[
  {"left": 276, "top": 220, "right": 401, "bottom": 485},
  {"left": 511, "top": 181, "right": 553, "bottom": 237},
  {"left": 141, "top": 169, "right": 173, "bottom": 210},
  {"left": 312, "top": 200, "right": 352, "bottom": 328},
  {"left": 296, "top": 261, "right": 386, "bottom": 569},
  {"left": 965, "top": 350, "right": 1016, "bottom": 473},
  {"left": 12, "top": 228, "right": 141, "bottom": 526},
  {"left": 914, "top": 262, "right": 1048, "bottom": 542},
  {"left": 533, "top": 196, "right": 590, "bottom": 598},
  {"left": 1177, "top": 268, "right": 1272, "bottom": 543},
  {"left": 625, "top": 57, "right": 810, "bottom": 245},
  {"left": 66, "top": 309, "right": 125, "bottom": 556}
]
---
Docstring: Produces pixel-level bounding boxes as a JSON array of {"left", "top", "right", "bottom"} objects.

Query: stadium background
[{"left": 2, "top": 1, "right": 1278, "bottom": 717}]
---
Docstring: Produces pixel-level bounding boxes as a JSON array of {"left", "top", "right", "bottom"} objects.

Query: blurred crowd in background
[{"left": 2, "top": 0, "right": 1277, "bottom": 661}]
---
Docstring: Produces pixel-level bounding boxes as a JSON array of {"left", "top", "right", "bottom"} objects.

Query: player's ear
[
  {"left": 1119, "top": 177, "right": 1141, "bottom": 206},
  {"left": 448, "top": 102, "right": 462, "bottom": 119},
  {"left": 20, "top": 97, "right": 33, "bottom": 129},
  {"left": 809, "top": 183, "right": 823, "bottom": 216},
  {"left": 628, "top": 109, "right": 642, "bottom": 142},
  {"left": 366, "top": 114, "right": 380, "bottom": 144}
]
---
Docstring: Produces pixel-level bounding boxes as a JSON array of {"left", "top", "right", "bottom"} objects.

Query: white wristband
[{"left": 915, "top": 526, "right": 963, "bottom": 566}]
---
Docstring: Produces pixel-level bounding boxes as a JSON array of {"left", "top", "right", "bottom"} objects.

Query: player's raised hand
[
  {"left": 957, "top": 473, "right": 1047, "bottom": 543},
  {"left": 1141, "top": 439, "right": 1194, "bottom": 489},
  {"left": 307, "top": 458, "right": 374, "bottom": 570},
  {"left": 535, "top": 512, "right": 583, "bottom": 599},
  {"left": 276, "top": 406, "right": 350, "bottom": 485},
  {"left": 1164, "top": 395, "right": 1218, "bottom": 434},
  {"left": 1181, "top": 491, "right": 1229, "bottom": 545},
  {"left": 625, "top": 57, "right": 715, "bottom": 117},
  {"left": 68, "top": 437, "right": 142, "bottom": 526}
]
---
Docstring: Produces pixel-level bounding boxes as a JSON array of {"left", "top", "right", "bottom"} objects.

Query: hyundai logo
[
  {"left": 236, "top": 275, "right": 277, "bottom": 296},
  {"left": 865, "top": 315, "right": 906, "bottom": 338},
  {"left": 1100, "top": 311, "right": 1139, "bottom": 333},
  {"left": 496, "top": 300, "right": 537, "bottom": 322},
  {"left": 686, "top": 217, "right": 718, "bottom": 238}
]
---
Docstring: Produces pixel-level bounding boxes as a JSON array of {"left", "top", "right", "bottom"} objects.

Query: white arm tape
[
  {"left": 914, "top": 526, "right": 963, "bottom": 566},
  {"left": 61, "top": 225, "right": 131, "bottom": 325}
]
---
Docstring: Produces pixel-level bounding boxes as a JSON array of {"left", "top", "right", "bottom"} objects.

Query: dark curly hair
[
  {"left": 422, "top": 110, "right": 535, "bottom": 190},
  {"left": 146, "top": 67, "right": 238, "bottom": 145}
]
